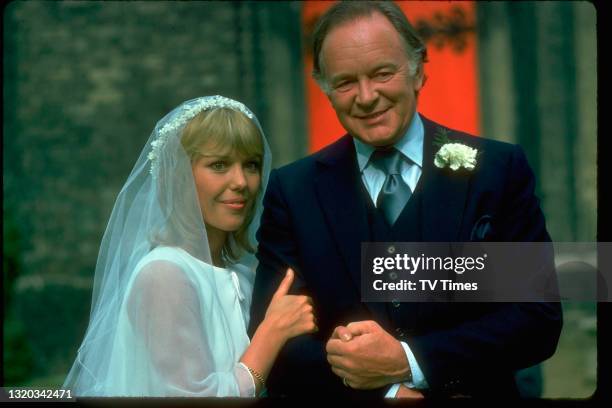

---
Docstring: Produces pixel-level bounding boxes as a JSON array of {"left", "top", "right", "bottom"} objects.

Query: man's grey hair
[{"left": 311, "top": 1, "right": 427, "bottom": 94}]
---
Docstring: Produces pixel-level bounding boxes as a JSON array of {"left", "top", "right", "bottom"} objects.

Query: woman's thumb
[{"left": 272, "top": 268, "right": 294, "bottom": 300}]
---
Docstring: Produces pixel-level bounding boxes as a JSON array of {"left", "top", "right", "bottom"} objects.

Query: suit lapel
[
  {"left": 419, "top": 116, "right": 471, "bottom": 242},
  {"left": 312, "top": 116, "right": 472, "bottom": 325},
  {"left": 315, "top": 136, "right": 389, "bottom": 323},
  {"left": 315, "top": 136, "right": 367, "bottom": 291}
]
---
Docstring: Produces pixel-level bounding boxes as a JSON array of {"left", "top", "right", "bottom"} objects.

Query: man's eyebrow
[
  {"left": 330, "top": 72, "right": 354, "bottom": 83},
  {"left": 370, "top": 62, "right": 399, "bottom": 72},
  {"left": 330, "top": 63, "right": 399, "bottom": 83}
]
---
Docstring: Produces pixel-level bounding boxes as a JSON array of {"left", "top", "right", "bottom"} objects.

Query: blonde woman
[{"left": 63, "top": 96, "right": 316, "bottom": 397}]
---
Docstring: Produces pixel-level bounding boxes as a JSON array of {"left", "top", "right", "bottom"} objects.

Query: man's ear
[
  {"left": 413, "top": 68, "right": 427, "bottom": 99},
  {"left": 320, "top": 80, "right": 333, "bottom": 101},
  {"left": 313, "top": 76, "right": 333, "bottom": 101},
  {"left": 414, "top": 68, "right": 426, "bottom": 92},
  {"left": 321, "top": 83, "right": 335, "bottom": 105}
]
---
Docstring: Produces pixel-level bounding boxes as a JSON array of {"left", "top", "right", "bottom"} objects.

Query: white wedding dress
[
  {"left": 63, "top": 96, "right": 273, "bottom": 397},
  {"left": 102, "top": 246, "right": 256, "bottom": 396}
]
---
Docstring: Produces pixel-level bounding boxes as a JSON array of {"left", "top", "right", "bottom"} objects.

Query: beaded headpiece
[{"left": 147, "top": 95, "right": 255, "bottom": 178}]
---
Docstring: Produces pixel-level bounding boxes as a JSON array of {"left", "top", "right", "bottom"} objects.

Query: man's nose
[
  {"left": 229, "top": 165, "right": 247, "bottom": 189},
  {"left": 355, "top": 78, "right": 378, "bottom": 107}
]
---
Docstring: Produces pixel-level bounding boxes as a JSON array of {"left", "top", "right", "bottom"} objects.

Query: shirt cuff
[
  {"left": 385, "top": 383, "right": 400, "bottom": 398},
  {"left": 401, "top": 341, "right": 429, "bottom": 389}
]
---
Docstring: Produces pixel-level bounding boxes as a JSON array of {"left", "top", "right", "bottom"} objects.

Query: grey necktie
[{"left": 371, "top": 148, "right": 412, "bottom": 226}]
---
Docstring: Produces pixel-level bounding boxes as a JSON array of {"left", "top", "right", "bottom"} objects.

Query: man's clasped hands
[{"left": 325, "top": 320, "right": 424, "bottom": 398}]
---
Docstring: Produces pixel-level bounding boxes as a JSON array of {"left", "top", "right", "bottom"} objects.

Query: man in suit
[{"left": 248, "top": 1, "right": 562, "bottom": 398}]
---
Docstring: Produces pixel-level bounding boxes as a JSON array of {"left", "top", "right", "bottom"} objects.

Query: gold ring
[{"left": 343, "top": 377, "right": 350, "bottom": 388}]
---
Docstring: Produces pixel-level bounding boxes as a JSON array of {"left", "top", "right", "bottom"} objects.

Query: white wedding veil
[{"left": 63, "top": 96, "right": 272, "bottom": 395}]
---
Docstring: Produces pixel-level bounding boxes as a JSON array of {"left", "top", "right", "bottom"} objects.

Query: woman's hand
[
  {"left": 264, "top": 268, "right": 318, "bottom": 342},
  {"left": 240, "top": 268, "right": 318, "bottom": 396}
]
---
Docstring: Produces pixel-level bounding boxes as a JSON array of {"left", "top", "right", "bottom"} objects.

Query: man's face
[{"left": 320, "top": 13, "right": 423, "bottom": 147}]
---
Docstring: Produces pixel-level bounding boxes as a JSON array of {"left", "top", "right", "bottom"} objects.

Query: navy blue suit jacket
[{"left": 248, "top": 115, "right": 562, "bottom": 397}]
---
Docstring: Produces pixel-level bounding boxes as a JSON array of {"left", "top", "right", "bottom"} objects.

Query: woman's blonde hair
[{"left": 180, "top": 107, "right": 264, "bottom": 263}]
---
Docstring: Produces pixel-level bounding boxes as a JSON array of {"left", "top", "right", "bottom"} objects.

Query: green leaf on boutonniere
[
  {"left": 433, "top": 127, "right": 451, "bottom": 147},
  {"left": 433, "top": 127, "right": 482, "bottom": 171}
]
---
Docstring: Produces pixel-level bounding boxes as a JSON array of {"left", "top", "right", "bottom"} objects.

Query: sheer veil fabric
[{"left": 63, "top": 96, "right": 272, "bottom": 396}]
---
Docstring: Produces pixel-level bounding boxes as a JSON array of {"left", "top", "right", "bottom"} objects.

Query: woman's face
[{"left": 192, "top": 142, "right": 262, "bottom": 234}]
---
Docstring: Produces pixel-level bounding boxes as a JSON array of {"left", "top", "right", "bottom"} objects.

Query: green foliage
[
  {"left": 15, "top": 285, "right": 91, "bottom": 379},
  {"left": 3, "top": 207, "right": 21, "bottom": 310},
  {"left": 3, "top": 313, "right": 35, "bottom": 385},
  {"left": 433, "top": 127, "right": 451, "bottom": 147},
  {"left": 3, "top": 207, "right": 36, "bottom": 385}
]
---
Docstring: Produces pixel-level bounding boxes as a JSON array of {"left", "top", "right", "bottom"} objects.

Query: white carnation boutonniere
[{"left": 433, "top": 128, "right": 480, "bottom": 171}]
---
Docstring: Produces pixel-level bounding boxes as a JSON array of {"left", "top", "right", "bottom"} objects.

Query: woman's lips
[{"left": 220, "top": 200, "right": 246, "bottom": 210}]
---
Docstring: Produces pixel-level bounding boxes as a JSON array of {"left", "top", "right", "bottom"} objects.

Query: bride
[{"left": 63, "top": 96, "right": 316, "bottom": 397}]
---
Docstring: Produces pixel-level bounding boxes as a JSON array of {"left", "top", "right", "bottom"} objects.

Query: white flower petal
[{"left": 434, "top": 141, "right": 478, "bottom": 171}]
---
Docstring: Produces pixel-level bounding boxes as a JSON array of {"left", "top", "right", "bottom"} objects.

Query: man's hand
[
  {"left": 325, "top": 320, "right": 411, "bottom": 389},
  {"left": 395, "top": 384, "right": 424, "bottom": 398}
]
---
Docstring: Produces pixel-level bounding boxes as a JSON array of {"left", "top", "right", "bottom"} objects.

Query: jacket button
[
  {"left": 395, "top": 327, "right": 405, "bottom": 339},
  {"left": 388, "top": 245, "right": 395, "bottom": 254},
  {"left": 392, "top": 300, "right": 401, "bottom": 308},
  {"left": 389, "top": 272, "right": 398, "bottom": 280}
]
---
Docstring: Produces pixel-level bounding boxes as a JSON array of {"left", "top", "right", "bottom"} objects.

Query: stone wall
[{"left": 3, "top": 0, "right": 306, "bottom": 384}]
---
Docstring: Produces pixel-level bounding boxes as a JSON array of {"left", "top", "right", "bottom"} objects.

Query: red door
[{"left": 303, "top": 1, "right": 480, "bottom": 152}]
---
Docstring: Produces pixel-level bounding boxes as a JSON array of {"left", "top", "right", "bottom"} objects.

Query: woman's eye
[
  {"left": 245, "top": 161, "right": 261, "bottom": 172},
  {"left": 210, "top": 161, "right": 227, "bottom": 171}
]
